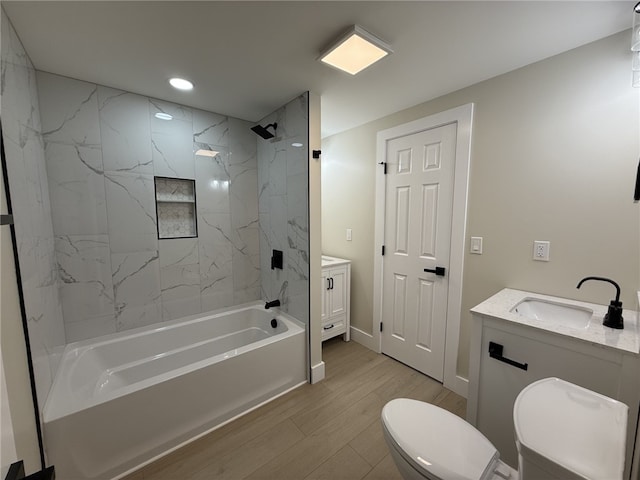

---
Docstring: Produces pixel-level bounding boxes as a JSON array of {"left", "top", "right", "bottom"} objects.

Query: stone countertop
[
  {"left": 321, "top": 255, "right": 351, "bottom": 268},
  {"left": 471, "top": 288, "right": 640, "bottom": 355}
]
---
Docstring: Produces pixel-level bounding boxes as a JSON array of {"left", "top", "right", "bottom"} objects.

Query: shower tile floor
[{"left": 123, "top": 337, "right": 466, "bottom": 480}]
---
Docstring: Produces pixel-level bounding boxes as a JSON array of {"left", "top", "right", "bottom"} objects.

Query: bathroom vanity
[
  {"left": 321, "top": 256, "right": 351, "bottom": 341},
  {"left": 468, "top": 289, "right": 640, "bottom": 479}
]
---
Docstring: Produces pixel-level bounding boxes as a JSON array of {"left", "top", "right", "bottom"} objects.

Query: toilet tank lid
[
  {"left": 514, "top": 377, "right": 628, "bottom": 480},
  {"left": 382, "top": 398, "right": 499, "bottom": 480}
]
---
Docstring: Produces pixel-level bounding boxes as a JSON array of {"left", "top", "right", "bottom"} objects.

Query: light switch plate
[
  {"left": 470, "top": 236, "right": 483, "bottom": 254},
  {"left": 346, "top": 228, "right": 352, "bottom": 241}
]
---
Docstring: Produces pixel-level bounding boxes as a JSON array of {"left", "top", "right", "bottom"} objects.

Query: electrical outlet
[{"left": 533, "top": 240, "right": 550, "bottom": 261}]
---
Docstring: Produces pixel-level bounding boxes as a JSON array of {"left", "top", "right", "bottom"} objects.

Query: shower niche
[{"left": 154, "top": 176, "right": 198, "bottom": 239}]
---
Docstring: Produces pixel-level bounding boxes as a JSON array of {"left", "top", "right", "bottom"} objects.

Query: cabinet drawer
[{"left": 322, "top": 315, "right": 347, "bottom": 341}]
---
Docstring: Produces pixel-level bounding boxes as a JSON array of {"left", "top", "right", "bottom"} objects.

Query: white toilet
[{"left": 381, "top": 377, "right": 628, "bottom": 480}]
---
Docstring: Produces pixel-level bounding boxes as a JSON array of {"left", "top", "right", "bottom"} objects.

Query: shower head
[{"left": 251, "top": 122, "right": 278, "bottom": 140}]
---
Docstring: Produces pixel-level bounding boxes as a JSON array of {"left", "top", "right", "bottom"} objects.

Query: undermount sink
[{"left": 511, "top": 298, "right": 594, "bottom": 329}]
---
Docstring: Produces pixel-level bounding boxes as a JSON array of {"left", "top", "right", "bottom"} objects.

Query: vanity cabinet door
[
  {"left": 321, "top": 268, "right": 330, "bottom": 323},
  {"left": 475, "top": 324, "right": 624, "bottom": 469},
  {"left": 327, "top": 266, "right": 347, "bottom": 317},
  {"left": 320, "top": 263, "right": 351, "bottom": 341}
]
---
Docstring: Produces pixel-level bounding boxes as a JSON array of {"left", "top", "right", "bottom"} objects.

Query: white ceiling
[{"left": 3, "top": 1, "right": 635, "bottom": 137}]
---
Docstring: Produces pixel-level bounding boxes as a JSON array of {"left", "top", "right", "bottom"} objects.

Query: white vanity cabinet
[
  {"left": 467, "top": 289, "right": 640, "bottom": 480},
  {"left": 321, "top": 256, "right": 351, "bottom": 341}
]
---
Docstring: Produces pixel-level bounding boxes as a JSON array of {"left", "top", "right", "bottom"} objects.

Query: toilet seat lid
[
  {"left": 382, "top": 398, "right": 499, "bottom": 480},
  {"left": 514, "top": 377, "right": 628, "bottom": 480}
]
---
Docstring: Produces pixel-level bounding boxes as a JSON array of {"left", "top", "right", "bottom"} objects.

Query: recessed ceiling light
[
  {"left": 319, "top": 25, "right": 392, "bottom": 75},
  {"left": 169, "top": 77, "right": 194, "bottom": 91},
  {"left": 291, "top": 142, "right": 304, "bottom": 148},
  {"left": 195, "top": 149, "right": 219, "bottom": 157},
  {"left": 154, "top": 112, "right": 173, "bottom": 121}
]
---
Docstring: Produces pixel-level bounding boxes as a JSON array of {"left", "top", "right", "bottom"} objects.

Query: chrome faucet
[
  {"left": 265, "top": 299, "right": 281, "bottom": 310},
  {"left": 576, "top": 276, "right": 623, "bottom": 329}
]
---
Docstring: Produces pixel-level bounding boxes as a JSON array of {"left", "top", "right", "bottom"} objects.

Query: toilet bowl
[
  {"left": 381, "top": 398, "right": 515, "bottom": 480},
  {"left": 381, "top": 378, "right": 628, "bottom": 480}
]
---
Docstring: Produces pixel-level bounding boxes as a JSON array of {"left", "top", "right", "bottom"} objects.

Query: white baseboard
[
  {"left": 310, "top": 361, "right": 325, "bottom": 384},
  {"left": 349, "top": 326, "right": 468, "bottom": 398},
  {"left": 350, "top": 326, "right": 469, "bottom": 398},
  {"left": 445, "top": 374, "right": 469, "bottom": 398},
  {"left": 350, "top": 326, "right": 379, "bottom": 352}
]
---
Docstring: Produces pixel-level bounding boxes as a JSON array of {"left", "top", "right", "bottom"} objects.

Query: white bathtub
[{"left": 43, "top": 302, "right": 307, "bottom": 480}]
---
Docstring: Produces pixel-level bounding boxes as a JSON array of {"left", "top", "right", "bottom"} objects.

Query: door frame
[{"left": 372, "top": 103, "right": 473, "bottom": 398}]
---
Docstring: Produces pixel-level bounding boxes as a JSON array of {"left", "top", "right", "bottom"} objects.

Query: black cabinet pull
[
  {"left": 488, "top": 342, "right": 528, "bottom": 371},
  {"left": 327, "top": 278, "right": 331, "bottom": 290},
  {"left": 424, "top": 266, "right": 446, "bottom": 276},
  {"left": 329, "top": 277, "right": 334, "bottom": 290},
  {"left": 323, "top": 324, "right": 334, "bottom": 330}
]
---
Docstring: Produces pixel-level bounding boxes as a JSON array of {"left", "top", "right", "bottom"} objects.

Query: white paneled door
[{"left": 381, "top": 123, "right": 457, "bottom": 382}]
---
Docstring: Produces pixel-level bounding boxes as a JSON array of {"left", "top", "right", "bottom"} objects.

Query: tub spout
[{"left": 265, "top": 299, "right": 281, "bottom": 309}]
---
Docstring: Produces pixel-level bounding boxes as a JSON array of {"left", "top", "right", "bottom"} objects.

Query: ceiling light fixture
[
  {"left": 319, "top": 25, "right": 392, "bottom": 75},
  {"left": 169, "top": 77, "right": 194, "bottom": 91},
  {"left": 154, "top": 112, "right": 173, "bottom": 121}
]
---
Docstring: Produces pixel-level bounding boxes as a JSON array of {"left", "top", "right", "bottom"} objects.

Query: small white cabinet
[
  {"left": 321, "top": 256, "right": 351, "bottom": 342},
  {"left": 467, "top": 289, "right": 640, "bottom": 480}
]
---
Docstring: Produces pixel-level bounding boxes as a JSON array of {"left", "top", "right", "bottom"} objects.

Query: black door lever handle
[{"left": 424, "top": 266, "right": 446, "bottom": 276}]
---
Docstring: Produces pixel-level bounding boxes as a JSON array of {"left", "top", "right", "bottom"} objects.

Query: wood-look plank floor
[{"left": 123, "top": 338, "right": 466, "bottom": 480}]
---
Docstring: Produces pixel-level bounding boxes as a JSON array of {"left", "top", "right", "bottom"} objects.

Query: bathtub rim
[
  {"left": 63, "top": 300, "right": 303, "bottom": 351},
  {"left": 43, "top": 301, "right": 305, "bottom": 423}
]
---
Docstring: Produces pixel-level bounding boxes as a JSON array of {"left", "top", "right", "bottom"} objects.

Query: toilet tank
[{"left": 514, "top": 377, "right": 628, "bottom": 480}]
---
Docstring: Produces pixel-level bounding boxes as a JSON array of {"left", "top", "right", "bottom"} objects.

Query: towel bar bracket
[{"left": 488, "top": 341, "right": 528, "bottom": 371}]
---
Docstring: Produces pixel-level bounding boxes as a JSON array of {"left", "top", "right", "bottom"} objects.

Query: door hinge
[
  {"left": 380, "top": 322, "right": 383, "bottom": 332},
  {"left": 378, "top": 161, "right": 387, "bottom": 174},
  {"left": 381, "top": 245, "right": 385, "bottom": 256}
]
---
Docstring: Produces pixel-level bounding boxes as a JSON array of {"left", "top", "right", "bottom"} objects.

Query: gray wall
[
  {"left": 257, "top": 93, "right": 310, "bottom": 325},
  {"left": 36, "top": 71, "right": 262, "bottom": 342},
  {"left": 322, "top": 30, "right": 639, "bottom": 379}
]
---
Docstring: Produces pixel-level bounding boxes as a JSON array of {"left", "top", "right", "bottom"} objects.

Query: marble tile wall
[
  {"left": 257, "top": 93, "right": 310, "bottom": 325},
  {"left": 37, "top": 72, "right": 261, "bottom": 341},
  {"left": 1, "top": 10, "right": 66, "bottom": 409}
]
